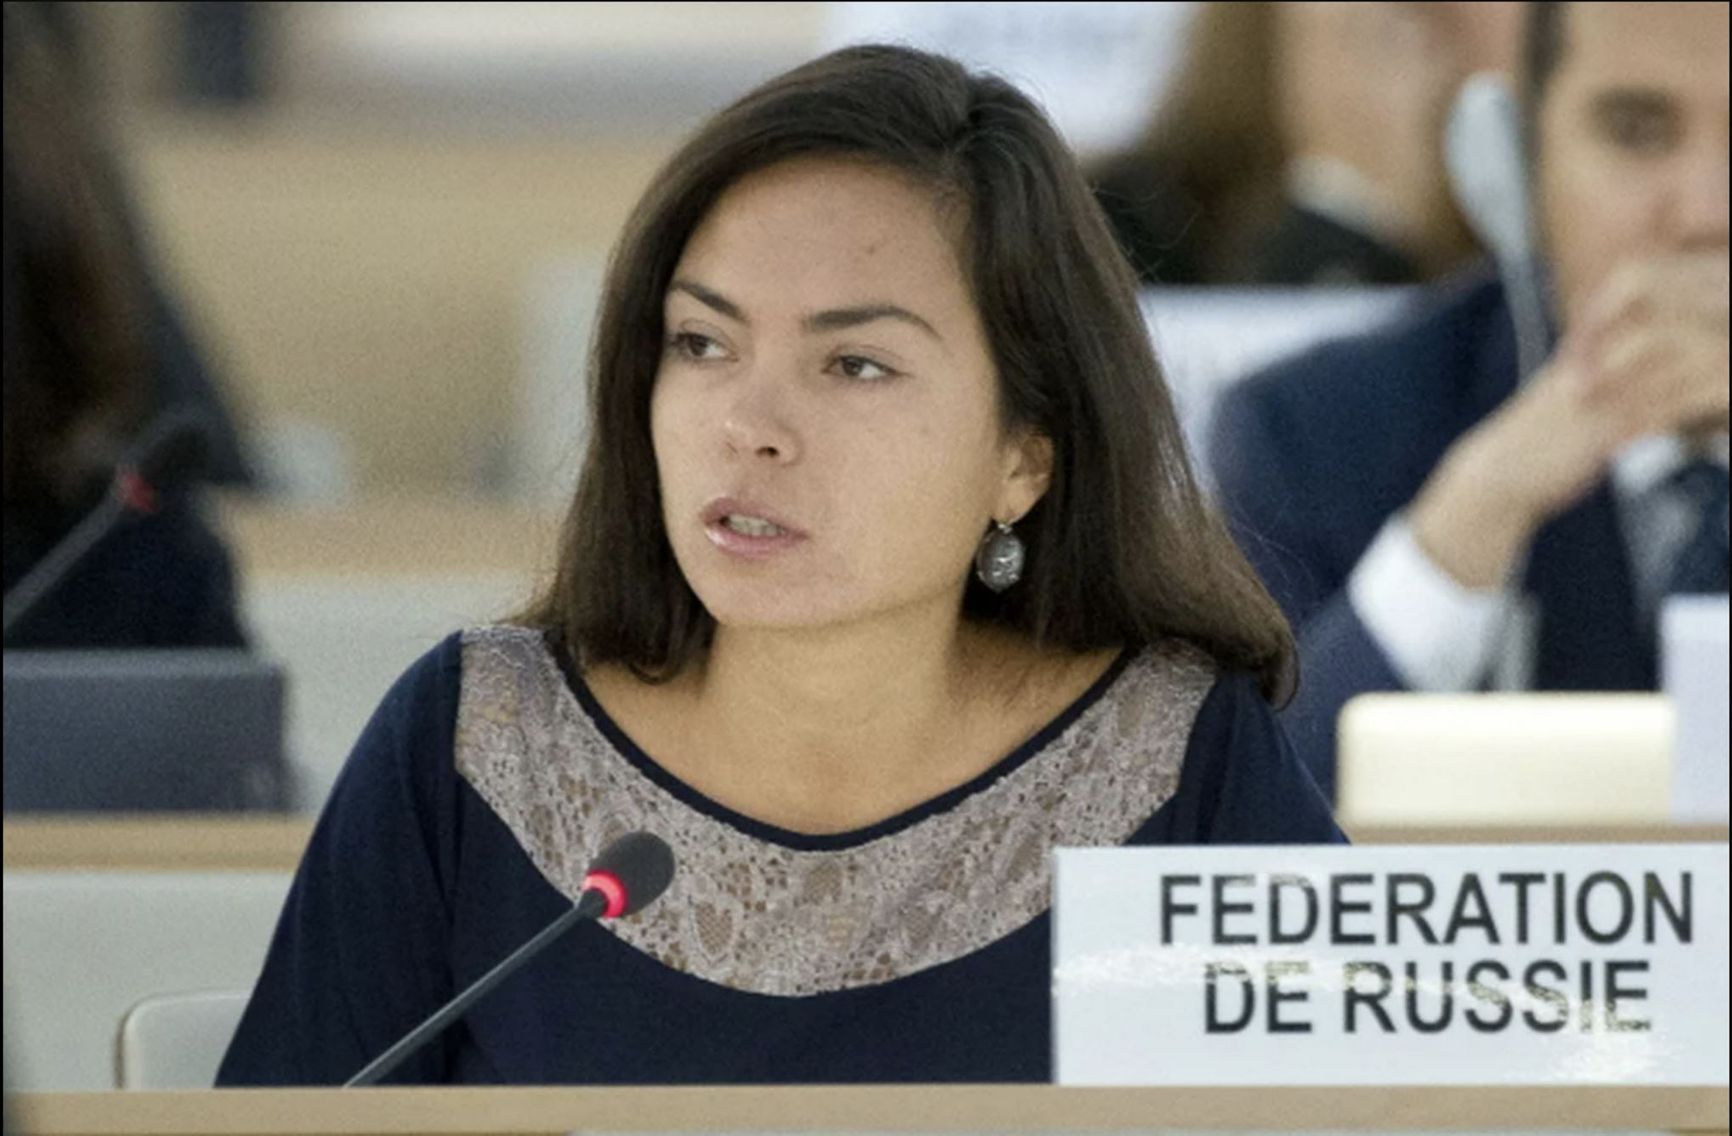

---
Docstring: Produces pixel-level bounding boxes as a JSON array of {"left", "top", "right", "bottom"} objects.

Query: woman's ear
[{"left": 999, "top": 430, "right": 1054, "bottom": 521}]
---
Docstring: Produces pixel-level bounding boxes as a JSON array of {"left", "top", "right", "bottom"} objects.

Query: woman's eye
[
  {"left": 669, "top": 332, "right": 726, "bottom": 360},
  {"left": 833, "top": 354, "right": 897, "bottom": 381}
]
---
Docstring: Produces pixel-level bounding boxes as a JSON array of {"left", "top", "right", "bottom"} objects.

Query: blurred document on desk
[{"left": 1663, "top": 595, "right": 1730, "bottom": 824}]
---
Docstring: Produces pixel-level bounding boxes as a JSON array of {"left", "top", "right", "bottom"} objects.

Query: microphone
[
  {"left": 2, "top": 408, "right": 212, "bottom": 637},
  {"left": 1444, "top": 72, "right": 1554, "bottom": 382},
  {"left": 344, "top": 831, "right": 676, "bottom": 1087}
]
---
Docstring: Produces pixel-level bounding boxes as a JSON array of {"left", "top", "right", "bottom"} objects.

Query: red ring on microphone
[
  {"left": 581, "top": 869, "right": 628, "bottom": 919},
  {"left": 116, "top": 470, "right": 160, "bottom": 515}
]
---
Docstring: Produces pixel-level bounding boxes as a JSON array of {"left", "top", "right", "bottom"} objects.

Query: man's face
[{"left": 1536, "top": 2, "right": 1730, "bottom": 331}]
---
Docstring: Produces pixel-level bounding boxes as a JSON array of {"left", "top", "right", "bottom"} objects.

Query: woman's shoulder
[
  {"left": 455, "top": 622, "right": 547, "bottom": 660},
  {"left": 1137, "top": 652, "right": 1343, "bottom": 845},
  {"left": 361, "top": 627, "right": 472, "bottom": 729},
  {"left": 330, "top": 626, "right": 494, "bottom": 803},
  {"left": 447, "top": 623, "right": 576, "bottom": 727},
  {"left": 1096, "top": 636, "right": 1222, "bottom": 737},
  {"left": 1123, "top": 636, "right": 1220, "bottom": 688}
]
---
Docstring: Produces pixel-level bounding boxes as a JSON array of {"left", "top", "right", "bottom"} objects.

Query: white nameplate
[
  {"left": 1664, "top": 594, "right": 1731, "bottom": 823},
  {"left": 1053, "top": 845, "right": 1729, "bottom": 1086}
]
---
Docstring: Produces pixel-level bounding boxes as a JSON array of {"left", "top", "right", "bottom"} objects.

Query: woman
[{"left": 219, "top": 44, "right": 1339, "bottom": 1086}]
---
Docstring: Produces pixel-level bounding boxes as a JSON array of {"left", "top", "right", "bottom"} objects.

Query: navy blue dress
[{"left": 218, "top": 625, "right": 1341, "bottom": 1085}]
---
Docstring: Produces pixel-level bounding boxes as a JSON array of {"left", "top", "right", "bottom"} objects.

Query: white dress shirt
[{"left": 1349, "top": 434, "right": 1731, "bottom": 692}]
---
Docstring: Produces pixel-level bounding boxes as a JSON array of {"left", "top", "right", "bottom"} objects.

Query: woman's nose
[{"left": 719, "top": 375, "right": 801, "bottom": 464}]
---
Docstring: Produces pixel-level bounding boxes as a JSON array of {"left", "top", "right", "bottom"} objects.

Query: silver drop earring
[{"left": 974, "top": 519, "right": 1025, "bottom": 593}]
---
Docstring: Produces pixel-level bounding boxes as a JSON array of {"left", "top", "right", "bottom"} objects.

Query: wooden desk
[
  {"left": 3, "top": 815, "right": 312, "bottom": 872},
  {"left": 14, "top": 1084, "right": 1729, "bottom": 1136},
  {"left": 5, "top": 816, "right": 1724, "bottom": 873},
  {"left": 216, "top": 496, "right": 561, "bottom": 579},
  {"left": 1349, "top": 822, "right": 1730, "bottom": 845}
]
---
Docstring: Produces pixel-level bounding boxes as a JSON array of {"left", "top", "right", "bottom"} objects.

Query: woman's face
[{"left": 651, "top": 156, "right": 1050, "bottom": 633}]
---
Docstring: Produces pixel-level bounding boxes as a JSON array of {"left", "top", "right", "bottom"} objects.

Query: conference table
[
  {"left": 6, "top": 814, "right": 1727, "bottom": 872},
  {"left": 13, "top": 1083, "right": 1727, "bottom": 1136}
]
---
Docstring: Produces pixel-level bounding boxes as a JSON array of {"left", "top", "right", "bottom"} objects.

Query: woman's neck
[
  {"left": 583, "top": 604, "right": 1115, "bottom": 836},
  {"left": 693, "top": 604, "right": 983, "bottom": 790}
]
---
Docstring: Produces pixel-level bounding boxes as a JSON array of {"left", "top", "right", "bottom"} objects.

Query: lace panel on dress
[{"left": 454, "top": 625, "right": 1215, "bottom": 996}]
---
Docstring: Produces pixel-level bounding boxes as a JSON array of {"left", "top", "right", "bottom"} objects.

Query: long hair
[
  {"left": 2, "top": 2, "right": 151, "bottom": 514},
  {"left": 1089, "top": 2, "right": 1287, "bottom": 284},
  {"left": 519, "top": 44, "right": 1296, "bottom": 700}
]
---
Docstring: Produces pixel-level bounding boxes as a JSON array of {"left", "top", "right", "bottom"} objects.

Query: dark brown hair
[
  {"left": 1089, "top": 2, "right": 1286, "bottom": 284},
  {"left": 2, "top": 2, "right": 151, "bottom": 513},
  {"left": 519, "top": 44, "right": 1296, "bottom": 700}
]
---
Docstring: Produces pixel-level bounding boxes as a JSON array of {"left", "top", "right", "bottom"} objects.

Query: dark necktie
[{"left": 1665, "top": 459, "right": 1730, "bottom": 597}]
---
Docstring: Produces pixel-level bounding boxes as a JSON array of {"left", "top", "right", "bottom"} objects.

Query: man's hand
[
  {"left": 1409, "top": 251, "right": 1730, "bottom": 588},
  {"left": 1580, "top": 254, "right": 1729, "bottom": 442}
]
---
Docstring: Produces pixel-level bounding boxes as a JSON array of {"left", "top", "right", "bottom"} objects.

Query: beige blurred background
[
  {"left": 86, "top": 2, "right": 824, "bottom": 499},
  {"left": 77, "top": 1, "right": 1191, "bottom": 502}
]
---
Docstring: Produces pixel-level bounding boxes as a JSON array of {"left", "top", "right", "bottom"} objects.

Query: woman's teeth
[{"left": 723, "top": 515, "right": 786, "bottom": 537}]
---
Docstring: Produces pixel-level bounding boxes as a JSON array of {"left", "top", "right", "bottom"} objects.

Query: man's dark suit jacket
[{"left": 1208, "top": 271, "right": 1652, "bottom": 799}]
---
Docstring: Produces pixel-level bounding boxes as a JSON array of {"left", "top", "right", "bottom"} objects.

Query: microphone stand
[
  {"left": 345, "top": 889, "right": 608, "bottom": 1087},
  {"left": 2, "top": 408, "right": 207, "bottom": 639},
  {"left": 1, "top": 492, "right": 128, "bottom": 637}
]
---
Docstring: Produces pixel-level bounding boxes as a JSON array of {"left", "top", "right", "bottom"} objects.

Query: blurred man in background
[{"left": 1210, "top": 1, "right": 1729, "bottom": 796}]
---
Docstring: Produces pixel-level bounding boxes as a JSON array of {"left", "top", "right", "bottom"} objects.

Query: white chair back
[
  {"left": 116, "top": 989, "right": 252, "bottom": 1089},
  {"left": 2, "top": 870, "right": 289, "bottom": 1090}
]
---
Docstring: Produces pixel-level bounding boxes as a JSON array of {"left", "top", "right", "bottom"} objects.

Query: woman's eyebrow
[
  {"left": 805, "top": 304, "right": 943, "bottom": 343},
  {"left": 669, "top": 278, "right": 943, "bottom": 343},
  {"left": 669, "top": 279, "right": 745, "bottom": 322}
]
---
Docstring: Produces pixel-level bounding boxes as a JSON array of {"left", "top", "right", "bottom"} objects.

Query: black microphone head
[
  {"left": 583, "top": 831, "right": 675, "bottom": 918},
  {"left": 126, "top": 409, "right": 211, "bottom": 493}
]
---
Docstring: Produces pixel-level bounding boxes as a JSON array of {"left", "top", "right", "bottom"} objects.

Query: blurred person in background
[
  {"left": 11, "top": 0, "right": 259, "bottom": 489},
  {"left": 3, "top": 2, "right": 248, "bottom": 648},
  {"left": 1093, "top": 0, "right": 1519, "bottom": 286},
  {"left": 1209, "top": 1, "right": 1729, "bottom": 796}
]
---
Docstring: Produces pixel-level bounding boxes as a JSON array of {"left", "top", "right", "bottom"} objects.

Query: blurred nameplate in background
[
  {"left": 2, "top": 651, "right": 287, "bottom": 813},
  {"left": 1663, "top": 595, "right": 1731, "bottom": 825},
  {"left": 1338, "top": 596, "right": 1732, "bottom": 838},
  {"left": 1336, "top": 694, "right": 1675, "bottom": 832}
]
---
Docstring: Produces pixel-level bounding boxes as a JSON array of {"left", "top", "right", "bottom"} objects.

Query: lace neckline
[{"left": 453, "top": 624, "right": 1215, "bottom": 994}]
